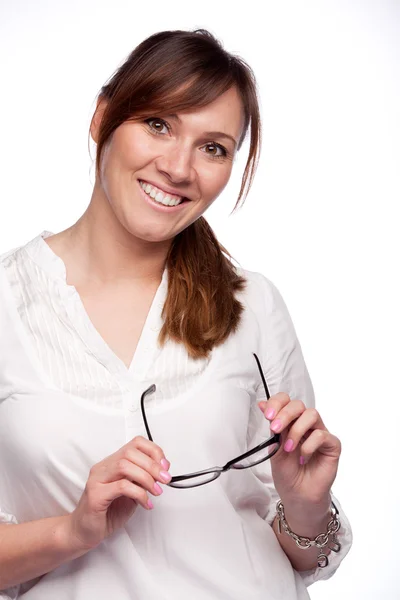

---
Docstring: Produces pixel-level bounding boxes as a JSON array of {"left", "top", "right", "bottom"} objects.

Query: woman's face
[{"left": 90, "top": 86, "right": 245, "bottom": 243}]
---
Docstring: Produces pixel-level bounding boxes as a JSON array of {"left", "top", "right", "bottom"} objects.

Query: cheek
[
  {"left": 110, "top": 126, "right": 154, "bottom": 170},
  {"left": 126, "top": 136, "right": 155, "bottom": 164},
  {"left": 200, "top": 164, "right": 232, "bottom": 199}
]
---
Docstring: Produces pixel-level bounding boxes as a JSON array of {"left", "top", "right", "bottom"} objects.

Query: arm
[
  {"left": 271, "top": 496, "right": 332, "bottom": 572},
  {"left": 0, "top": 516, "right": 89, "bottom": 591},
  {"left": 250, "top": 271, "right": 353, "bottom": 584}
]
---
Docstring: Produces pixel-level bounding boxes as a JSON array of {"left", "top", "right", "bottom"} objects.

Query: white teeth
[{"left": 139, "top": 180, "right": 183, "bottom": 207}]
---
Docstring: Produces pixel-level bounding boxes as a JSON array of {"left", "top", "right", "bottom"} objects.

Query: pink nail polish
[
  {"left": 265, "top": 408, "right": 275, "bottom": 420},
  {"left": 147, "top": 499, "right": 154, "bottom": 509},
  {"left": 300, "top": 456, "right": 306, "bottom": 465},
  {"left": 161, "top": 458, "right": 169, "bottom": 470},
  {"left": 284, "top": 439, "right": 294, "bottom": 452},
  {"left": 270, "top": 419, "right": 282, "bottom": 432},
  {"left": 154, "top": 482, "right": 163, "bottom": 495},
  {"left": 159, "top": 470, "right": 171, "bottom": 483}
]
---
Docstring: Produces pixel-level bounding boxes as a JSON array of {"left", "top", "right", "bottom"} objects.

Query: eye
[
  {"left": 202, "top": 143, "right": 227, "bottom": 158},
  {"left": 145, "top": 117, "right": 170, "bottom": 135}
]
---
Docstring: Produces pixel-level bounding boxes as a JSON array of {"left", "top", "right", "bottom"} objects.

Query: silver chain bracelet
[{"left": 276, "top": 498, "right": 342, "bottom": 568}]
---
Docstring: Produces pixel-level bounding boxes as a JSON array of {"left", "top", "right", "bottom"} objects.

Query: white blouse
[{"left": 0, "top": 231, "right": 353, "bottom": 600}]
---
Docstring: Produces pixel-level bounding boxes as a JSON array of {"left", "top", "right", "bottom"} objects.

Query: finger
[
  {"left": 129, "top": 436, "right": 169, "bottom": 467},
  {"left": 116, "top": 459, "right": 166, "bottom": 496},
  {"left": 282, "top": 408, "right": 324, "bottom": 452},
  {"left": 102, "top": 478, "right": 154, "bottom": 511},
  {"left": 93, "top": 438, "right": 171, "bottom": 486},
  {"left": 123, "top": 446, "right": 171, "bottom": 485},
  {"left": 98, "top": 450, "right": 171, "bottom": 492},
  {"left": 258, "top": 392, "right": 292, "bottom": 419},
  {"left": 300, "top": 429, "right": 342, "bottom": 463},
  {"left": 264, "top": 399, "right": 308, "bottom": 434},
  {"left": 127, "top": 438, "right": 171, "bottom": 482}
]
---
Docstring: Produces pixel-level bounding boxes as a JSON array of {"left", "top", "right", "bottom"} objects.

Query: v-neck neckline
[{"left": 24, "top": 231, "right": 169, "bottom": 381}]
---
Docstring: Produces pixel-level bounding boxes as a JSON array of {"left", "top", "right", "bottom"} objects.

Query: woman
[{"left": 0, "top": 29, "right": 352, "bottom": 599}]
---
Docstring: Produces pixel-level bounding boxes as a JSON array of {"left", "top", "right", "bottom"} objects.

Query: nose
[{"left": 155, "top": 142, "right": 195, "bottom": 185}]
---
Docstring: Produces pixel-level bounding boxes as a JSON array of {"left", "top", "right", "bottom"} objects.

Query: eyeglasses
[{"left": 140, "top": 353, "right": 281, "bottom": 488}]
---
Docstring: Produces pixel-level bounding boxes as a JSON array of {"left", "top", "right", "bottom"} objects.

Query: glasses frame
[{"left": 140, "top": 352, "right": 281, "bottom": 488}]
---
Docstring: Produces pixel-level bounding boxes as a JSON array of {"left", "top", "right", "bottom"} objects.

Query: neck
[{"left": 54, "top": 185, "right": 171, "bottom": 287}]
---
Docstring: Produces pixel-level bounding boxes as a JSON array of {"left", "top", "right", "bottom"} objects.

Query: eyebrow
[{"left": 163, "top": 113, "right": 238, "bottom": 149}]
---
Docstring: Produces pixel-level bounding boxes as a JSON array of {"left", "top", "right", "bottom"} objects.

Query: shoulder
[
  {"left": 0, "top": 242, "right": 26, "bottom": 294},
  {"left": 234, "top": 265, "right": 287, "bottom": 316},
  {"left": 0, "top": 230, "right": 47, "bottom": 281},
  {"left": 0, "top": 244, "right": 22, "bottom": 265},
  {"left": 0, "top": 243, "right": 22, "bottom": 285},
  {"left": 0, "top": 235, "right": 40, "bottom": 308},
  {"left": 0, "top": 230, "right": 49, "bottom": 269}
]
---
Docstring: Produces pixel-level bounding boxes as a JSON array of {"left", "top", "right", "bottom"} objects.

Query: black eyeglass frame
[{"left": 140, "top": 352, "right": 281, "bottom": 488}]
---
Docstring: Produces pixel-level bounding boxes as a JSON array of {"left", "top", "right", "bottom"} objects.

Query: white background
[{"left": 1, "top": 1, "right": 399, "bottom": 598}]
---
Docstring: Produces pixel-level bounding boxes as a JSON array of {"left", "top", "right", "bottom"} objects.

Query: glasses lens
[
  {"left": 169, "top": 471, "right": 220, "bottom": 488},
  {"left": 231, "top": 441, "right": 279, "bottom": 469}
]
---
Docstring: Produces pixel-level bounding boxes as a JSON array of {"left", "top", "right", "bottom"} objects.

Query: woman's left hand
[{"left": 258, "top": 393, "right": 341, "bottom": 510}]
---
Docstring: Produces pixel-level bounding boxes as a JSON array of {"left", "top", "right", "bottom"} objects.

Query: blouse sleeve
[
  {"left": 246, "top": 272, "right": 353, "bottom": 587},
  {"left": 0, "top": 508, "right": 20, "bottom": 599}
]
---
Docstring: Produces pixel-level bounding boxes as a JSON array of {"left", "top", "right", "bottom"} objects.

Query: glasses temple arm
[
  {"left": 252, "top": 353, "right": 270, "bottom": 400},
  {"left": 140, "top": 384, "right": 156, "bottom": 442}
]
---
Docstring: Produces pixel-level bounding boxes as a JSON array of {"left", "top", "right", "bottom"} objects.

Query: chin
[{"left": 126, "top": 225, "right": 176, "bottom": 244}]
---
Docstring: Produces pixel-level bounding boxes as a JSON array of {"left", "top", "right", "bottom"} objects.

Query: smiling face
[{"left": 90, "top": 86, "right": 245, "bottom": 244}]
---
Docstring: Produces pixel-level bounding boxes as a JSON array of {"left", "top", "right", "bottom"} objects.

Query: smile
[{"left": 139, "top": 180, "right": 188, "bottom": 207}]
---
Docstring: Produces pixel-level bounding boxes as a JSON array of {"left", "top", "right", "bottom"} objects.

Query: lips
[
  {"left": 139, "top": 179, "right": 190, "bottom": 202},
  {"left": 137, "top": 179, "right": 190, "bottom": 212}
]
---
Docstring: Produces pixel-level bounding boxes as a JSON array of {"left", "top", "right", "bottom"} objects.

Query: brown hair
[{"left": 90, "top": 29, "right": 262, "bottom": 360}]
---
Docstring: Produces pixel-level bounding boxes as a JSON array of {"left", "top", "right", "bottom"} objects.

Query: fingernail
[
  {"left": 270, "top": 419, "right": 282, "bottom": 432},
  {"left": 154, "top": 482, "right": 163, "bottom": 495},
  {"left": 265, "top": 408, "right": 275, "bottom": 420},
  {"left": 161, "top": 458, "right": 170, "bottom": 470},
  {"left": 159, "top": 470, "right": 171, "bottom": 483},
  {"left": 284, "top": 439, "right": 294, "bottom": 452},
  {"left": 299, "top": 456, "right": 306, "bottom": 465},
  {"left": 147, "top": 499, "right": 154, "bottom": 509}
]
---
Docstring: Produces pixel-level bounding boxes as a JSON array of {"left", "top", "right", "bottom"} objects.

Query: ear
[{"left": 90, "top": 96, "right": 108, "bottom": 144}]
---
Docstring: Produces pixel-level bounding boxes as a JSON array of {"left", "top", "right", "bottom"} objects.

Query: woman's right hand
[{"left": 66, "top": 436, "right": 171, "bottom": 550}]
